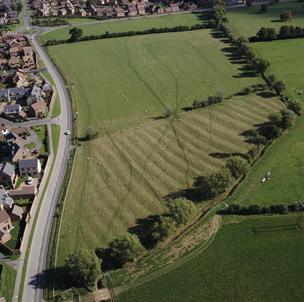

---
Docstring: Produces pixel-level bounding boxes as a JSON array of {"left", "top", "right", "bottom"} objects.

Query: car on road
[{"left": 64, "top": 130, "right": 71, "bottom": 135}]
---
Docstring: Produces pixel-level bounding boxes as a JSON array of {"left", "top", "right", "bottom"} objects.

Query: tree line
[
  {"left": 219, "top": 202, "right": 303, "bottom": 216},
  {"left": 44, "top": 23, "right": 208, "bottom": 46}
]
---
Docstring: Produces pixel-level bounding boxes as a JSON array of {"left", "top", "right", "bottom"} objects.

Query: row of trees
[
  {"left": 32, "top": 17, "right": 69, "bottom": 27},
  {"left": 220, "top": 202, "right": 303, "bottom": 216},
  {"left": 45, "top": 23, "right": 208, "bottom": 45},
  {"left": 253, "top": 25, "right": 304, "bottom": 42}
]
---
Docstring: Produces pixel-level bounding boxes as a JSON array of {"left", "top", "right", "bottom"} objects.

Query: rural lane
[{"left": 12, "top": 13, "right": 73, "bottom": 302}]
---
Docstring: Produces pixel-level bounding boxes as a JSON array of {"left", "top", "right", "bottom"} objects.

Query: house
[
  {"left": 0, "top": 123, "right": 8, "bottom": 135},
  {"left": 0, "top": 208, "right": 12, "bottom": 244},
  {"left": 169, "top": 3, "right": 180, "bottom": 12},
  {"left": 0, "top": 162, "right": 17, "bottom": 188},
  {"left": 10, "top": 204, "right": 23, "bottom": 221},
  {"left": 104, "top": 6, "right": 113, "bottom": 17},
  {"left": 0, "top": 187, "right": 14, "bottom": 209},
  {"left": 59, "top": 8, "right": 67, "bottom": 15},
  {"left": 10, "top": 127, "right": 29, "bottom": 137},
  {"left": 42, "top": 82, "right": 53, "bottom": 98},
  {"left": 22, "top": 46, "right": 33, "bottom": 57},
  {"left": 0, "top": 87, "right": 30, "bottom": 102},
  {"left": 9, "top": 142, "right": 32, "bottom": 163},
  {"left": 137, "top": 2, "right": 145, "bottom": 14},
  {"left": 78, "top": 8, "right": 86, "bottom": 16},
  {"left": 28, "top": 100, "right": 47, "bottom": 118},
  {"left": 115, "top": 6, "right": 125, "bottom": 17},
  {"left": 22, "top": 55, "right": 36, "bottom": 71},
  {"left": 3, "top": 104, "right": 21, "bottom": 115},
  {"left": 18, "top": 158, "right": 41, "bottom": 177},
  {"left": 26, "top": 85, "right": 42, "bottom": 105},
  {"left": 9, "top": 46, "right": 20, "bottom": 57},
  {"left": 9, "top": 184, "right": 36, "bottom": 200},
  {"left": 8, "top": 56, "right": 20, "bottom": 68},
  {"left": 128, "top": 4, "right": 137, "bottom": 16}
]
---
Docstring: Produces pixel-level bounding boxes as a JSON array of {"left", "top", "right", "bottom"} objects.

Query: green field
[
  {"left": 41, "top": 13, "right": 204, "bottom": 44},
  {"left": 0, "top": 263, "right": 16, "bottom": 302},
  {"left": 119, "top": 214, "right": 304, "bottom": 302},
  {"left": 227, "top": 1, "right": 304, "bottom": 37},
  {"left": 48, "top": 29, "right": 262, "bottom": 133},
  {"left": 253, "top": 38, "right": 304, "bottom": 101},
  {"left": 230, "top": 115, "right": 304, "bottom": 206}
]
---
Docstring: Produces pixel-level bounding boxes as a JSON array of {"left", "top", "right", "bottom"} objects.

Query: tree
[
  {"left": 199, "top": 168, "right": 232, "bottom": 198},
  {"left": 272, "top": 80, "right": 286, "bottom": 95},
  {"left": 287, "top": 100, "right": 302, "bottom": 116},
  {"left": 260, "top": 124, "right": 282, "bottom": 141},
  {"left": 69, "top": 27, "right": 83, "bottom": 42},
  {"left": 109, "top": 233, "right": 145, "bottom": 265},
  {"left": 247, "top": 129, "right": 267, "bottom": 149},
  {"left": 65, "top": 248, "right": 101, "bottom": 286},
  {"left": 85, "top": 127, "right": 99, "bottom": 140},
  {"left": 280, "top": 109, "right": 296, "bottom": 129},
  {"left": 260, "top": 4, "right": 268, "bottom": 13},
  {"left": 166, "top": 198, "right": 197, "bottom": 226},
  {"left": 214, "top": 3, "right": 226, "bottom": 25},
  {"left": 150, "top": 216, "right": 176, "bottom": 242},
  {"left": 225, "top": 157, "right": 250, "bottom": 179},
  {"left": 164, "top": 106, "right": 173, "bottom": 117},
  {"left": 280, "top": 11, "right": 292, "bottom": 22},
  {"left": 268, "top": 112, "right": 282, "bottom": 126},
  {"left": 252, "top": 58, "right": 270, "bottom": 74}
]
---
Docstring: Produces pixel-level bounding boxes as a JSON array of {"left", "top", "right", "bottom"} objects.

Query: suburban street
[{"left": 11, "top": 2, "right": 73, "bottom": 302}]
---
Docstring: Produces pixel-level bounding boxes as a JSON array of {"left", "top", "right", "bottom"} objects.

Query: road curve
[{"left": 12, "top": 19, "right": 73, "bottom": 302}]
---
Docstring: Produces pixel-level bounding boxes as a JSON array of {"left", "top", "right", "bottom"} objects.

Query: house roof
[
  {"left": 0, "top": 208, "right": 10, "bottom": 224},
  {"left": 30, "top": 85, "right": 42, "bottom": 98},
  {"left": 10, "top": 127, "right": 29, "bottom": 136},
  {"left": 30, "top": 100, "right": 46, "bottom": 112},
  {"left": 12, "top": 204, "right": 23, "bottom": 216},
  {"left": 3, "top": 104, "right": 21, "bottom": 112},
  {"left": 0, "top": 87, "right": 30, "bottom": 99},
  {"left": 42, "top": 83, "right": 52, "bottom": 92},
  {"left": 9, "top": 185, "right": 37, "bottom": 197},
  {"left": 0, "top": 162, "right": 15, "bottom": 177},
  {"left": 19, "top": 158, "right": 39, "bottom": 169}
]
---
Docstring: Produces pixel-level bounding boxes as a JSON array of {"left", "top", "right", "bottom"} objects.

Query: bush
[
  {"left": 259, "top": 124, "right": 282, "bottom": 141},
  {"left": 199, "top": 168, "right": 232, "bottom": 198},
  {"left": 260, "top": 4, "right": 268, "bottom": 12},
  {"left": 150, "top": 215, "right": 176, "bottom": 242},
  {"left": 225, "top": 157, "right": 250, "bottom": 179},
  {"left": 166, "top": 198, "right": 197, "bottom": 226},
  {"left": 280, "top": 11, "right": 292, "bottom": 22},
  {"left": 287, "top": 100, "right": 302, "bottom": 116},
  {"left": 109, "top": 233, "right": 145, "bottom": 265}
]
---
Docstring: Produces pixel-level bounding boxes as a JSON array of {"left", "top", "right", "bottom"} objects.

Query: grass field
[
  {"left": 41, "top": 13, "right": 204, "bottom": 43},
  {"left": 57, "top": 94, "right": 283, "bottom": 265},
  {"left": 253, "top": 38, "right": 304, "bottom": 102},
  {"left": 48, "top": 29, "right": 262, "bottom": 134},
  {"left": 0, "top": 263, "right": 16, "bottom": 302},
  {"left": 227, "top": 1, "right": 304, "bottom": 37},
  {"left": 119, "top": 214, "right": 304, "bottom": 302},
  {"left": 230, "top": 115, "right": 304, "bottom": 206}
]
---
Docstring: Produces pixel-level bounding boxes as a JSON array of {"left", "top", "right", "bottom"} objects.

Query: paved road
[{"left": 11, "top": 3, "right": 73, "bottom": 302}]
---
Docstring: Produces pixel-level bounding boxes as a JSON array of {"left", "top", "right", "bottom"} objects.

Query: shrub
[
  {"left": 150, "top": 215, "right": 176, "bottom": 242},
  {"left": 280, "top": 11, "right": 292, "bottom": 22},
  {"left": 287, "top": 100, "right": 302, "bottom": 116},
  {"left": 166, "top": 198, "right": 197, "bottom": 226},
  {"left": 272, "top": 80, "right": 286, "bottom": 95},
  {"left": 259, "top": 124, "right": 282, "bottom": 141},
  {"left": 109, "top": 233, "right": 145, "bottom": 265},
  {"left": 280, "top": 109, "right": 296, "bottom": 129},
  {"left": 225, "top": 157, "right": 250, "bottom": 179},
  {"left": 260, "top": 4, "right": 268, "bottom": 12}
]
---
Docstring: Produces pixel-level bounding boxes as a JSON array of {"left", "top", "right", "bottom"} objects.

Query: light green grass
[
  {"left": 0, "top": 262, "right": 16, "bottom": 302},
  {"left": 230, "top": 116, "right": 304, "bottom": 206},
  {"left": 227, "top": 1, "right": 304, "bottom": 37},
  {"left": 48, "top": 29, "right": 262, "bottom": 134},
  {"left": 41, "top": 13, "right": 204, "bottom": 43},
  {"left": 51, "top": 124, "right": 60, "bottom": 156},
  {"left": 6, "top": 222, "right": 20, "bottom": 250},
  {"left": 67, "top": 17, "right": 100, "bottom": 25},
  {"left": 51, "top": 95, "right": 61, "bottom": 118},
  {"left": 253, "top": 38, "right": 304, "bottom": 101},
  {"left": 119, "top": 214, "right": 304, "bottom": 302},
  {"left": 32, "top": 125, "right": 47, "bottom": 154}
]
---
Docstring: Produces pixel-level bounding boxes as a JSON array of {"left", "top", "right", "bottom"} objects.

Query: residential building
[
  {"left": 3, "top": 104, "right": 21, "bottom": 115},
  {"left": 28, "top": 100, "right": 47, "bottom": 118},
  {"left": 18, "top": 158, "right": 41, "bottom": 177},
  {"left": 10, "top": 204, "right": 23, "bottom": 221},
  {"left": 115, "top": 6, "right": 125, "bottom": 17},
  {"left": 0, "top": 162, "right": 17, "bottom": 188},
  {"left": 0, "top": 208, "right": 12, "bottom": 244},
  {"left": 0, "top": 187, "right": 14, "bottom": 209}
]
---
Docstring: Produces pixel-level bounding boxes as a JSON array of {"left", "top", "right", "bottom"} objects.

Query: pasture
[
  {"left": 57, "top": 94, "right": 283, "bottom": 265},
  {"left": 119, "top": 214, "right": 304, "bottom": 302},
  {"left": 227, "top": 1, "right": 304, "bottom": 37},
  {"left": 48, "top": 29, "right": 262, "bottom": 134},
  {"left": 230, "top": 116, "right": 304, "bottom": 206},
  {"left": 41, "top": 13, "right": 204, "bottom": 43},
  {"left": 253, "top": 38, "right": 304, "bottom": 102}
]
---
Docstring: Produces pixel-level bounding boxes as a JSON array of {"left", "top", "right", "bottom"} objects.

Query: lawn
[
  {"left": 32, "top": 125, "right": 48, "bottom": 154},
  {"left": 0, "top": 263, "right": 16, "bottom": 302},
  {"left": 48, "top": 29, "right": 262, "bottom": 134},
  {"left": 119, "top": 214, "right": 304, "bottom": 302},
  {"left": 253, "top": 38, "right": 304, "bottom": 101},
  {"left": 41, "top": 13, "right": 205, "bottom": 43},
  {"left": 51, "top": 124, "right": 61, "bottom": 156},
  {"left": 227, "top": 1, "right": 304, "bottom": 37}
]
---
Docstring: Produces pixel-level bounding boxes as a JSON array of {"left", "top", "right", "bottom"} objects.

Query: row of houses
[
  {"left": 31, "top": 0, "right": 198, "bottom": 18},
  {"left": 0, "top": 0, "right": 20, "bottom": 25},
  {"left": 0, "top": 33, "right": 53, "bottom": 121},
  {"left": 0, "top": 123, "right": 43, "bottom": 244}
]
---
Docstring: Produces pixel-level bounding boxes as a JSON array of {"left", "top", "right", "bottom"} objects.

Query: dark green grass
[
  {"left": 119, "top": 214, "right": 304, "bottom": 302},
  {"left": 227, "top": 1, "right": 304, "bottom": 37},
  {"left": 0, "top": 262, "right": 16, "bottom": 302}
]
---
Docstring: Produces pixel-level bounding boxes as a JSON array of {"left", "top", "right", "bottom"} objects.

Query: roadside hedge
[{"left": 44, "top": 23, "right": 208, "bottom": 46}]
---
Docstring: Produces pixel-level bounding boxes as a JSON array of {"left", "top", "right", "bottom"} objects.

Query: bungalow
[
  {"left": 0, "top": 208, "right": 12, "bottom": 244},
  {"left": 0, "top": 162, "right": 17, "bottom": 188},
  {"left": 28, "top": 100, "right": 47, "bottom": 118},
  {"left": 18, "top": 158, "right": 41, "bottom": 177}
]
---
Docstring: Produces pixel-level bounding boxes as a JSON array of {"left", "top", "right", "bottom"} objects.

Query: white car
[
  {"left": 64, "top": 130, "right": 71, "bottom": 135},
  {"left": 27, "top": 177, "right": 33, "bottom": 185}
]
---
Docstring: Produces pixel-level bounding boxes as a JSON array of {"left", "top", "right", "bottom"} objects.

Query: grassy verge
[
  {"left": 0, "top": 262, "right": 16, "bottom": 302},
  {"left": 32, "top": 125, "right": 48, "bottom": 154},
  {"left": 51, "top": 95, "right": 61, "bottom": 118}
]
